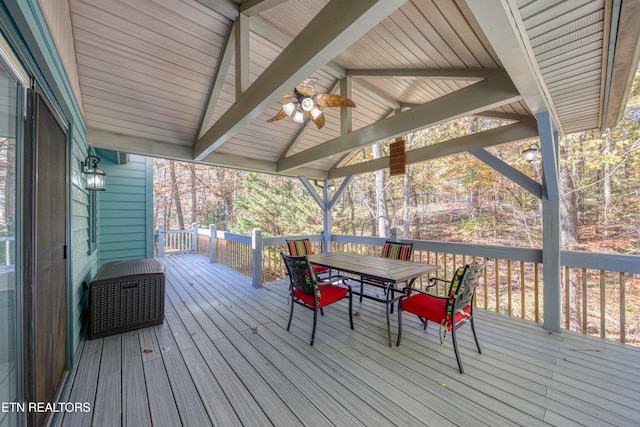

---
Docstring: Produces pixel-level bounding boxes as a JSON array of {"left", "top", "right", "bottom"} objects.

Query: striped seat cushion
[
  {"left": 381, "top": 241, "right": 413, "bottom": 261},
  {"left": 286, "top": 239, "right": 329, "bottom": 274},
  {"left": 287, "top": 239, "right": 313, "bottom": 256}
]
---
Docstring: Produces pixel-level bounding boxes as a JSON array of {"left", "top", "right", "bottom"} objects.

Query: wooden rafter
[
  {"left": 197, "top": 21, "right": 236, "bottom": 139},
  {"left": 278, "top": 71, "right": 521, "bottom": 173},
  {"left": 194, "top": 0, "right": 408, "bottom": 161},
  {"left": 328, "top": 120, "right": 539, "bottom": 179},
  {"left": 465, "top": 0, "right": 562, "bottom": 133}
]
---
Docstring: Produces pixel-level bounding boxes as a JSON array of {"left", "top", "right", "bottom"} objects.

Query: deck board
[
  {"left": 56, "top": 254, "right": 640, "bottom": 426},
  {"left": 122, "top": 331, "right": 152, "bottom": 427}
]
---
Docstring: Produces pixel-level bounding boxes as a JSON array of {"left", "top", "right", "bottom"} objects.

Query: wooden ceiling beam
[
  {"left": 87, "top": 128, "right": 328, "bottom": 179},
  {"left": 346, "top": 68, "right": 502, "bottom": 80},
  {"left": 464, "top": 0, "right": 562, "bottom": 133},
  {"left": 87, "top": 128, "right": 194, "bottom": 161},
  {"left": 235, "top": 13, "right": 250, "bottom": 98},
  {"left": 195, "top": 0, "right": 408, "bottom": 161},
  {"left": 474, "top": 110, "right": 530, "bottom": 122},
  {"left": 328, "top": 120, "right": 538, "bottom": 178},
  {"left": 277, "top": 71, "right": 521, "bottom": 173},
  {"left": 197, "top": 21, "right": 235, "bottom": 139}
]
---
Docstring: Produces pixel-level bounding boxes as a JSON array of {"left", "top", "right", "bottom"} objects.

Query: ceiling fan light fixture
[
  {"left": 300, "top": 97, "right": 314, "bottom": 111},
  {"left": 310, "top": 107, "right": 322, "bottom": 120},
  {"left": 293, "top": 109, "right": 305, "bottom": 123},
  {"left": 283, "top": 102, "right": 296, "bottom": 116}
]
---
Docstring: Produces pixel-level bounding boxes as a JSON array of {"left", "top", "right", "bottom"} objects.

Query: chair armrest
[
  {"left": 318, "top": 275, "right": 351, "bottom": 288},
  {"left": 426, "top": 277, "right": 452, "bottom": 288}
]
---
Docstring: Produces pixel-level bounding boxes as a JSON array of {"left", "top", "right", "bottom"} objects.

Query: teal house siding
[
  {"left": 0, "top": 2, "right": 94, "bottom": 354},
  {"left": 97, "top": 151, "right": 154, "bottom": 266},
  {"left": 70, "top": 129, "right": 98, "bottom": 353}
]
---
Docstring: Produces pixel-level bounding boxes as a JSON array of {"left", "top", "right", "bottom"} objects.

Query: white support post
[
  {"left": 252, "top": 228, "right": 263, "bottom": 288},
  {"left": 209, "top": 224, "right": 217, "bottom": 263},
  {"left": 158, "top": 224, "right": 165, "bottom": 257},
  {"left": 322, "top": 181, "right": 331, "bottom": 253},
  {"left": 537, "top": 111, "right": 562, "bottom": 332},
  {"left": 191, "top": 223, "right": 198, "bottom": 252}
]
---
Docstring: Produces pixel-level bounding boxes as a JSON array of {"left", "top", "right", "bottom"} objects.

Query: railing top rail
[
  {"left": 262, "top": 234, "right": 324, "bottom": 246},
  {"left": 562, "top": 250, "right": 640, "bottom": 274},
  {"left": 215, "top": 230, "right": 252, "bottom": 245},
  {"left": 164, "top": 229, "right": 194, "bottom": 234},
  {"left": 332, "top": 234, "right": 541, "bottom": 262},
  {"left": 0, "top": 236, "right": 15, "bottom": 242}
]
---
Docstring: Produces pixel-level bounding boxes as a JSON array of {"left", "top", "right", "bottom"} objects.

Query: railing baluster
[
  {"left": 581, "top": 268, "right": 587, "bottom": 333},
  {"left": 495, "top": 258, "right": 500, "bottom": 314},
  {"left": 483, "top": 263, "right": 488, "bottom": 310},
  {"left": 507, "top": 259, "right": 512, "bottom": 316},
  {"left": 565, "top": 266, "right": 570, "bottom": 330},
  {"left": 620, "top": 272, "right": 626, "bottom": 344},
  {"left": 600, "top": 270, "right": 606, "bottom": 339},
  {"left": 534, "top": 263, "right": 539, "bottom": 323},
  {"left": 520, "top": 261, "right": 525, "bottom": 319}
]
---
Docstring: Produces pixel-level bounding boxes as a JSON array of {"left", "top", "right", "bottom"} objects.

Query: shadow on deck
[{"left": 55, "top": 254, "right": 640, "bottom": 426}]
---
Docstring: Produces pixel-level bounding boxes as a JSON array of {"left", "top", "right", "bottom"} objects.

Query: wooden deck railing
[
  {"left": 155, "top": 224, "right": 197, "bottom": 256},
  {"left": 161, "top": 226, "right": 639, "bottom": 345}
]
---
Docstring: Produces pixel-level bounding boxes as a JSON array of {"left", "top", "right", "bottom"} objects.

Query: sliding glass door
[{"left": 0, "top": 45, "right": 21, "bottom": 427}]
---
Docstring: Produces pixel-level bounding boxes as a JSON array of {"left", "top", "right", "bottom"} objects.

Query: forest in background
[{"left": 154, "top": 69, "right": 640, "bottom": 255}]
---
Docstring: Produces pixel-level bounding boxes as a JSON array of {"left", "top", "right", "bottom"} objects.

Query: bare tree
[
  {"left": 372, "top": 142, "right": 389, "bottom": 237},
  {"left": 169, "top": 160, "right": 185, "bottom": 229}
]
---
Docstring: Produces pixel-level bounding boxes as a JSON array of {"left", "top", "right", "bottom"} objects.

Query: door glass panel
[{"left": 0, "top": 55, "right": 19, "bottom": 427}]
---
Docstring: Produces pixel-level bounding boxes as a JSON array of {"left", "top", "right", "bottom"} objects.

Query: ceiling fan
[{"left": 266, "top": 79, "right": 355, "bottom": 129}]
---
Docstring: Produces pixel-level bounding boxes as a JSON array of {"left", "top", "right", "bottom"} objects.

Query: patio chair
[
  {"left": 286, "top": 238, "right": 330, "bottom": 277},
  {"left": 396, "top": 259, "right": 487, "bottom": 373},
  {"left": 359, "top": 241, "right": 414, "bottom": 304},
  {"left": 281, "top": 253, "right": 353, "bottom": 345}
]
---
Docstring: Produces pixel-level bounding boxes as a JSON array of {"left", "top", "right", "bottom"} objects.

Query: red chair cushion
[
  {"left": 401, "top": 293, "right": 471, "bottom": 331},
  {"left": 312, "top": 264, "right": 329, "bottom": 274},
  {"left": 293, "top": 284, "right": 348, "bottom": 308}
]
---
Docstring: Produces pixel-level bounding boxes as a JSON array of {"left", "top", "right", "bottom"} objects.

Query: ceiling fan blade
[
  {"left": 295, "top": 85, "right": 315, "bottom": 96},
  {"left": 306, "top": 110, "right": 325, "bottom": 129},
  {"left": 282, "top": 92, "right": 294, "bottom": 99},
  {"left": 316, "top": 93, "right": 356, "bottom": 108},
  {"left": 266, "top": 107, "right": 288, "bottom": 123}
]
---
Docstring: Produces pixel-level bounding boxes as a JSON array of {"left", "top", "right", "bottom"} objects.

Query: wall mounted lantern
[
  {"left": 81, "top": 155, "right": 106, "bottom": 191},
  {"left": 522, "top": 143, "right": 539, "bottom": 162},
  {"left": 313, "top": 179, "right": 336, "bottom": 193}
]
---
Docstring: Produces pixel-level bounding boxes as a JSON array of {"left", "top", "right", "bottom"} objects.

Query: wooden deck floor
[{"left": 55, "top": 254, "right": 640, "bottom": 426}]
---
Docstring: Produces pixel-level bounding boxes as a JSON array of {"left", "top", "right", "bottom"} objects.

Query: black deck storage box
[{"left": 89, "top": 258, "right": 165, "bottom": 339}]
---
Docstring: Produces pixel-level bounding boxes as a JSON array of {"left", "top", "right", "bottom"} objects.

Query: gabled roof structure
[{"left": 41, "top": 0, "right": 640, "bottom": 178}]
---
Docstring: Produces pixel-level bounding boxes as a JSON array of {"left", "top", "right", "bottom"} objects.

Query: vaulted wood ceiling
[{"left": 40, "top": 0, "right": 640, "bottom": 178}]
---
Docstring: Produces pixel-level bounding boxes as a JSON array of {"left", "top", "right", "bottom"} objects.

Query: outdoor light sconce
[
  {"left": 522, "top": 143, "right": 539, "bottom": 162},
  {"left": 81, "top": 155, "right": 106, "bottom": 191},
  {"left": 313, "top": 179, "right": 336, "bottom": 193}
]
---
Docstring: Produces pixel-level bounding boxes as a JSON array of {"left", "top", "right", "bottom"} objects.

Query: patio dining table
[{"left": 306, "top": 252, "right": 438, "bottom": 346}]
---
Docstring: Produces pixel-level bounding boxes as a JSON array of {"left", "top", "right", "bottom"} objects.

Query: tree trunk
[
  {"left": 372, "top": 143, "right": 389, "bottom": 237},
  {"left": 190, "top": 164, "right": 197, "bottom": 224},
  {"left": 402, "top": 134, "right": 412, "bottom": 238},
  {"left": 170, "top": 160, "right": 185, "bottom": 229},
  {"left": 603, "top": 128, "right": 611, "bottom": 238},
  {"left": 560, "top": 139, "right": 580, "bottom": 330}
]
